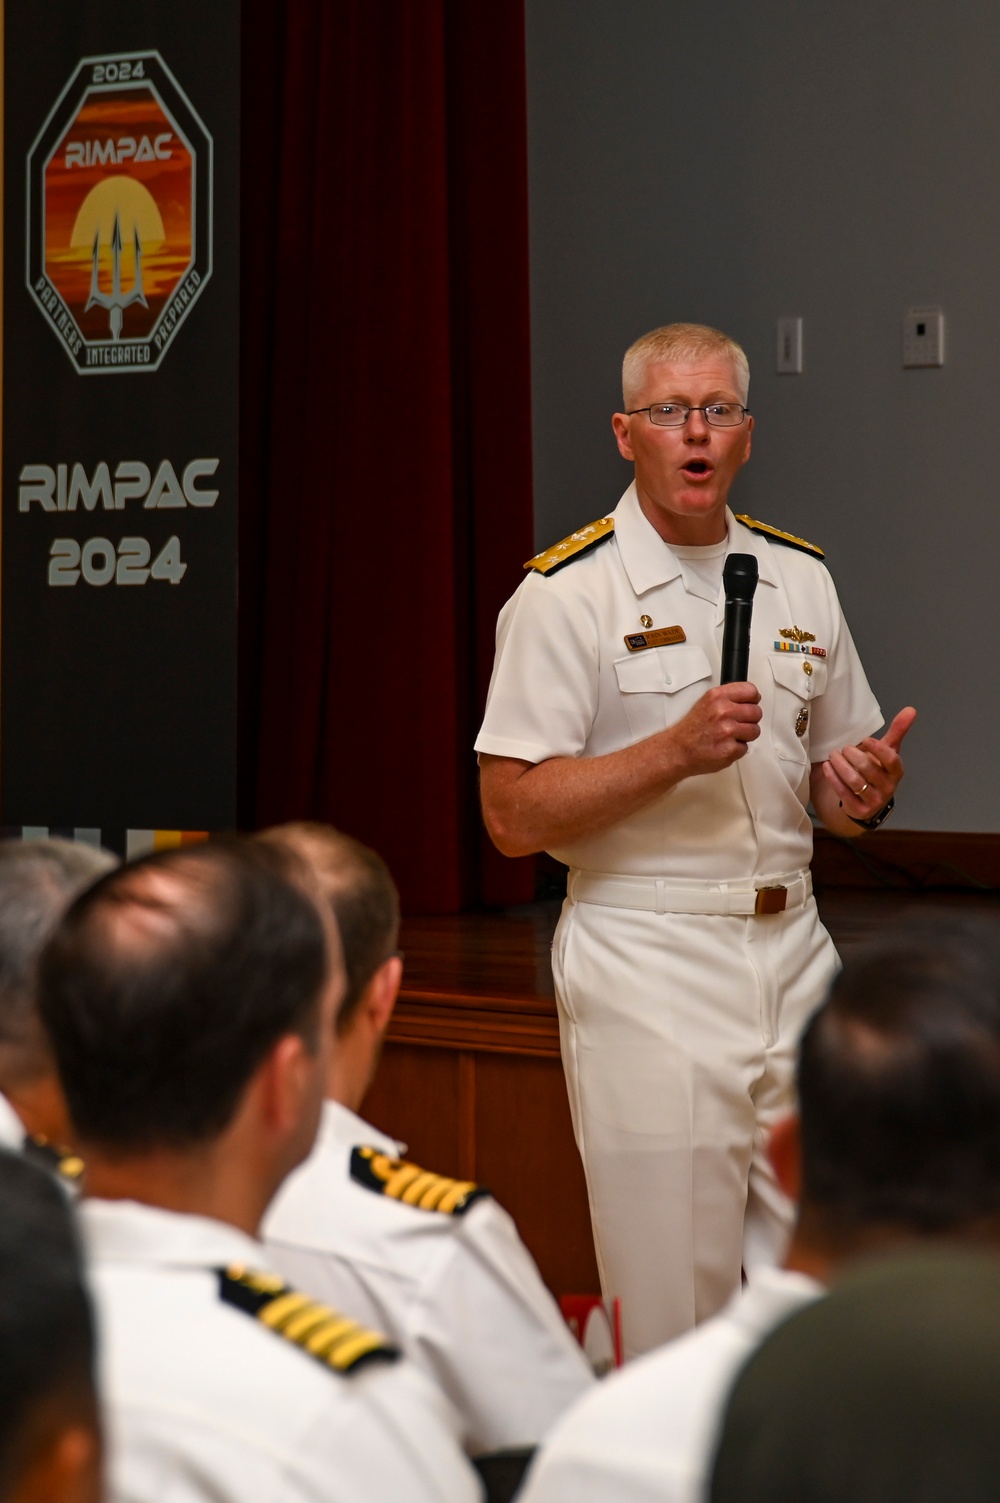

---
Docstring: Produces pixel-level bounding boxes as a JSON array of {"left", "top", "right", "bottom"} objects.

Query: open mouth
[{"left": 682, "top": 460, "right": 713, "bottom": 478}]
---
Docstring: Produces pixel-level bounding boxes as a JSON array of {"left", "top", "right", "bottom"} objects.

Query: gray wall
[{"left": 525, "top": 0, "right": 1000, "bottom": 832}]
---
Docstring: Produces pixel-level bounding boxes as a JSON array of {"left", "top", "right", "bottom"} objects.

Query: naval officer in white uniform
[
  {"left": 38, "top": 838, "right": 481, "bottom": 1503},
  {"left": 476, "top": 322, "right": 915, "bottom": 1358},
  {"left": 261, "top": 823, "right": 594, "bottom": 1459}
]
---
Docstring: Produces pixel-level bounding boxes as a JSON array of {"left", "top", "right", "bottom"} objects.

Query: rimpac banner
[{"left": 3, "top": 1, "right": 239, "bottom": 851}]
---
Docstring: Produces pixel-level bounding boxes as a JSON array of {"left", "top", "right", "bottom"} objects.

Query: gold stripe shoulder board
[
  {"left": 524, "top": 516, "right": 615, "bottom": 575},
  {"left": 218, "top": 1265, "right": 398, "bottom": 1375},
  {"left": 350, "top": 1144, "right": 491, "bottom": 1217},
  {"left": 735, "top": 514, "right": 824, "bottom": 559}
]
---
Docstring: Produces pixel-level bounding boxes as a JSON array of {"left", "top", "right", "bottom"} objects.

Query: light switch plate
[
  {"left": 776, "top": 316, "right": 803, "bottom": 374},
  {"left": 903, "top": 306, "right": 944, "bottom": 368}
]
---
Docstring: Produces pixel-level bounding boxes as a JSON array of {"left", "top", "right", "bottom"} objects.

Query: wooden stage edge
[
  {"left": 363, "top": 830, "right": 1000, "bottom": 1298},
  {"left": 387, "top": 994, "right": 561, "bottom": 1058}
]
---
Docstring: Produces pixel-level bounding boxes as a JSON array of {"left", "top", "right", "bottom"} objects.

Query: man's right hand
[
  {"left": 480, "top": 683, "right": 763, "bottom": 858},
  {"left": 668, "top": 683, "right": 762, "bottom": 777}
]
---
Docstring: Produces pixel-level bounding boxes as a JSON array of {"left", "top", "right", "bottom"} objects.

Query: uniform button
[{"left": 803, "top": 662, "right": 813, "bottom": 677}]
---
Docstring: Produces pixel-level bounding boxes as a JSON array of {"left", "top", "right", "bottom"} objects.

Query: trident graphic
[{"left": 85, "top": 212, "right": 147, "bottom": 341}]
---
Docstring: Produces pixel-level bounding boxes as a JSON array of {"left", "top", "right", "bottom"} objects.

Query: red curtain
[{"left": 240, "top": 0, "right": 535, "bottom": 913}]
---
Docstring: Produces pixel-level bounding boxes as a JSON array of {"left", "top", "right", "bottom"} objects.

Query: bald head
[{"left": 37, "top": 839, "right": 337, "bottom": 1153}]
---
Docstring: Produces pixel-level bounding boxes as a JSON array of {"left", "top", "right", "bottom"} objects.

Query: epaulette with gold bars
[
  {"left": 350, "top": 1144, "right": 491, "bottom": 1217},
  {"left": 218, "top": 1265, "right": 398, "bottom": 1374},
  {"left": 524, "top": 516, "right": 616, "bottom": 576},
  {"left": 735, "top": 514, "right": 824, "bottom": 559}
]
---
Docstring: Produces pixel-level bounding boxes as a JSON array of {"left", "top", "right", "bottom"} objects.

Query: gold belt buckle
[{"left": 755, "top": 886, "right": 788, "bottom": 916}]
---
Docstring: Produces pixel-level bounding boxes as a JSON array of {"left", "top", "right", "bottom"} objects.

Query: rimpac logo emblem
[{"left": 26, "top": 52, "right": 213, "bottom": 374}]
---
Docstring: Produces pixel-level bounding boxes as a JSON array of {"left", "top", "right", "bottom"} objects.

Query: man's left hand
[{"left": 820, "top": 705, "right": 917, "bottom": 822}]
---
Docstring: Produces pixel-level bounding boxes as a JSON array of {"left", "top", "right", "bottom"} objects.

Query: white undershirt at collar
[{"left": 670, "top": 537, "right": 728, "bottom": 603}]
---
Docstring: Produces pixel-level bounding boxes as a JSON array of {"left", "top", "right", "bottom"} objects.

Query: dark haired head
[
  {"left": 798, "top": 914, "right": 1000, "bottom": 1234},
  {"left": 0, "top": 1150, "right": 98, "bottom": 1497},
  {"left": 257, "top": 824, "right": 399, "bottom": 1034},
  {"left": 0, "top": 839, "right": 115, "bottom": 1087},
  {"left": 37, "top": 838, "right": 331, "bottom": 1152}
]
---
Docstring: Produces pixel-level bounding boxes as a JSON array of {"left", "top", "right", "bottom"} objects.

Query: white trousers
[{"left": 552, "top": 893, "right": 837, "bottom": 1360}]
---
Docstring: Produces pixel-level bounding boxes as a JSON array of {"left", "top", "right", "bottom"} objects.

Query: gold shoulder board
[
  {"left": 524, "top": 516, "right": 615, "bottom": 576},
  {"left": 735, "top": 514, "right": 824, "bottom": 559},
  {"left": 350, "top": 1144, "right": 490, "bottom": 1217},
  {"left": 218, "top": 1265, "right": 398, "bottom": 1374}
]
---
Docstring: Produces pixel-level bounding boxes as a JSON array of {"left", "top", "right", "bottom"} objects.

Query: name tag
[{"left": 624, "top": 626, "right": 687, "bottom": 652}]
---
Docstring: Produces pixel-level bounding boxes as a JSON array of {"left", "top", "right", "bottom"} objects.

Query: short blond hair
[{"left": 622, "top": 323, "right": 750, "bottom": 408}]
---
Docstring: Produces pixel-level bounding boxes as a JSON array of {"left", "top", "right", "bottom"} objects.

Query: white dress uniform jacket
[
  {"left": 476, "top": 485, "right": 880, "bottom": 879},
  {"left": 476, "top": 485, "right": 881, "bottom": 1357},
  {"left": 518, "top": 1266, "right": 822, "bottom": 1503},
  {"left": 81, "top": 1198, "right": 483, "bottom": 1503},
  {"left": 263, "top": 1100, "right": 594, "bottom": 1455}
]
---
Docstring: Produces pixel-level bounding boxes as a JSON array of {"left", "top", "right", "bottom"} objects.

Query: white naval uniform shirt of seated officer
[
  {"left": 263, "top": 1098, "right": 595, "bottom": 1458},
  {"left": 476, "top": 335, "right": 916, "bottom": 1357}
]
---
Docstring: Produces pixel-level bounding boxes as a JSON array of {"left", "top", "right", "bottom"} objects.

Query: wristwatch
[{"left": 849, "top": 796, "right": 894, "bottom": 832}]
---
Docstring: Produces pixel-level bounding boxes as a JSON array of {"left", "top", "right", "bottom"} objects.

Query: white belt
[{"left": 566, "top": 868, "right": 813, "bottom": 917}]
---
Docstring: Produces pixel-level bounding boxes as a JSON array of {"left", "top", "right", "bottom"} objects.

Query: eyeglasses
[{"left": 626, "top": 402, "right": 750, "bottom": 428}]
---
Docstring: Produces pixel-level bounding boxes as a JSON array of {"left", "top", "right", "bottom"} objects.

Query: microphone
[{"left": 720, "top": 553, "right": 759, "bottom": 684}]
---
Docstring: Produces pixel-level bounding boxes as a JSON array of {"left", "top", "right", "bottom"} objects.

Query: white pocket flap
[
  {"left": 768, "top": 654, "right": 827, "bottom": 700},
  {"left": 614, "top": 645, "right": 712, "bottom": 694}
]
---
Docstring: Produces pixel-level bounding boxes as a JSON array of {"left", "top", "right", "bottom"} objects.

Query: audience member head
[
  {"left": 37, "top": 837, "right": 342, "bottom": 1223},
  {"left": 258, "top": 823, "right": 401, "bottom": 1111},
  {"left": 0, "top": 1149, "right": 101, "bottom": 1503},
  {"left": 770, "top": 915, "right": 1000, "bottom": 1269},
  {"left": 0, "top": 838, "right": 115, "bottom": 1144},
  {"left": 710, "top": 1248, "right": 1000, "bottom": 1503}
]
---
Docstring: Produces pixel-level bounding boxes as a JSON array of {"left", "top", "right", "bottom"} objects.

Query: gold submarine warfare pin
[{"left": 780, "top": 626, "right": 816, "bottom": 644}]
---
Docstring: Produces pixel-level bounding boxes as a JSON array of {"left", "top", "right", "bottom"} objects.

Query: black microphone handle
[{"left": 720, "top": 598, "right": 753, "bottom": 684}]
